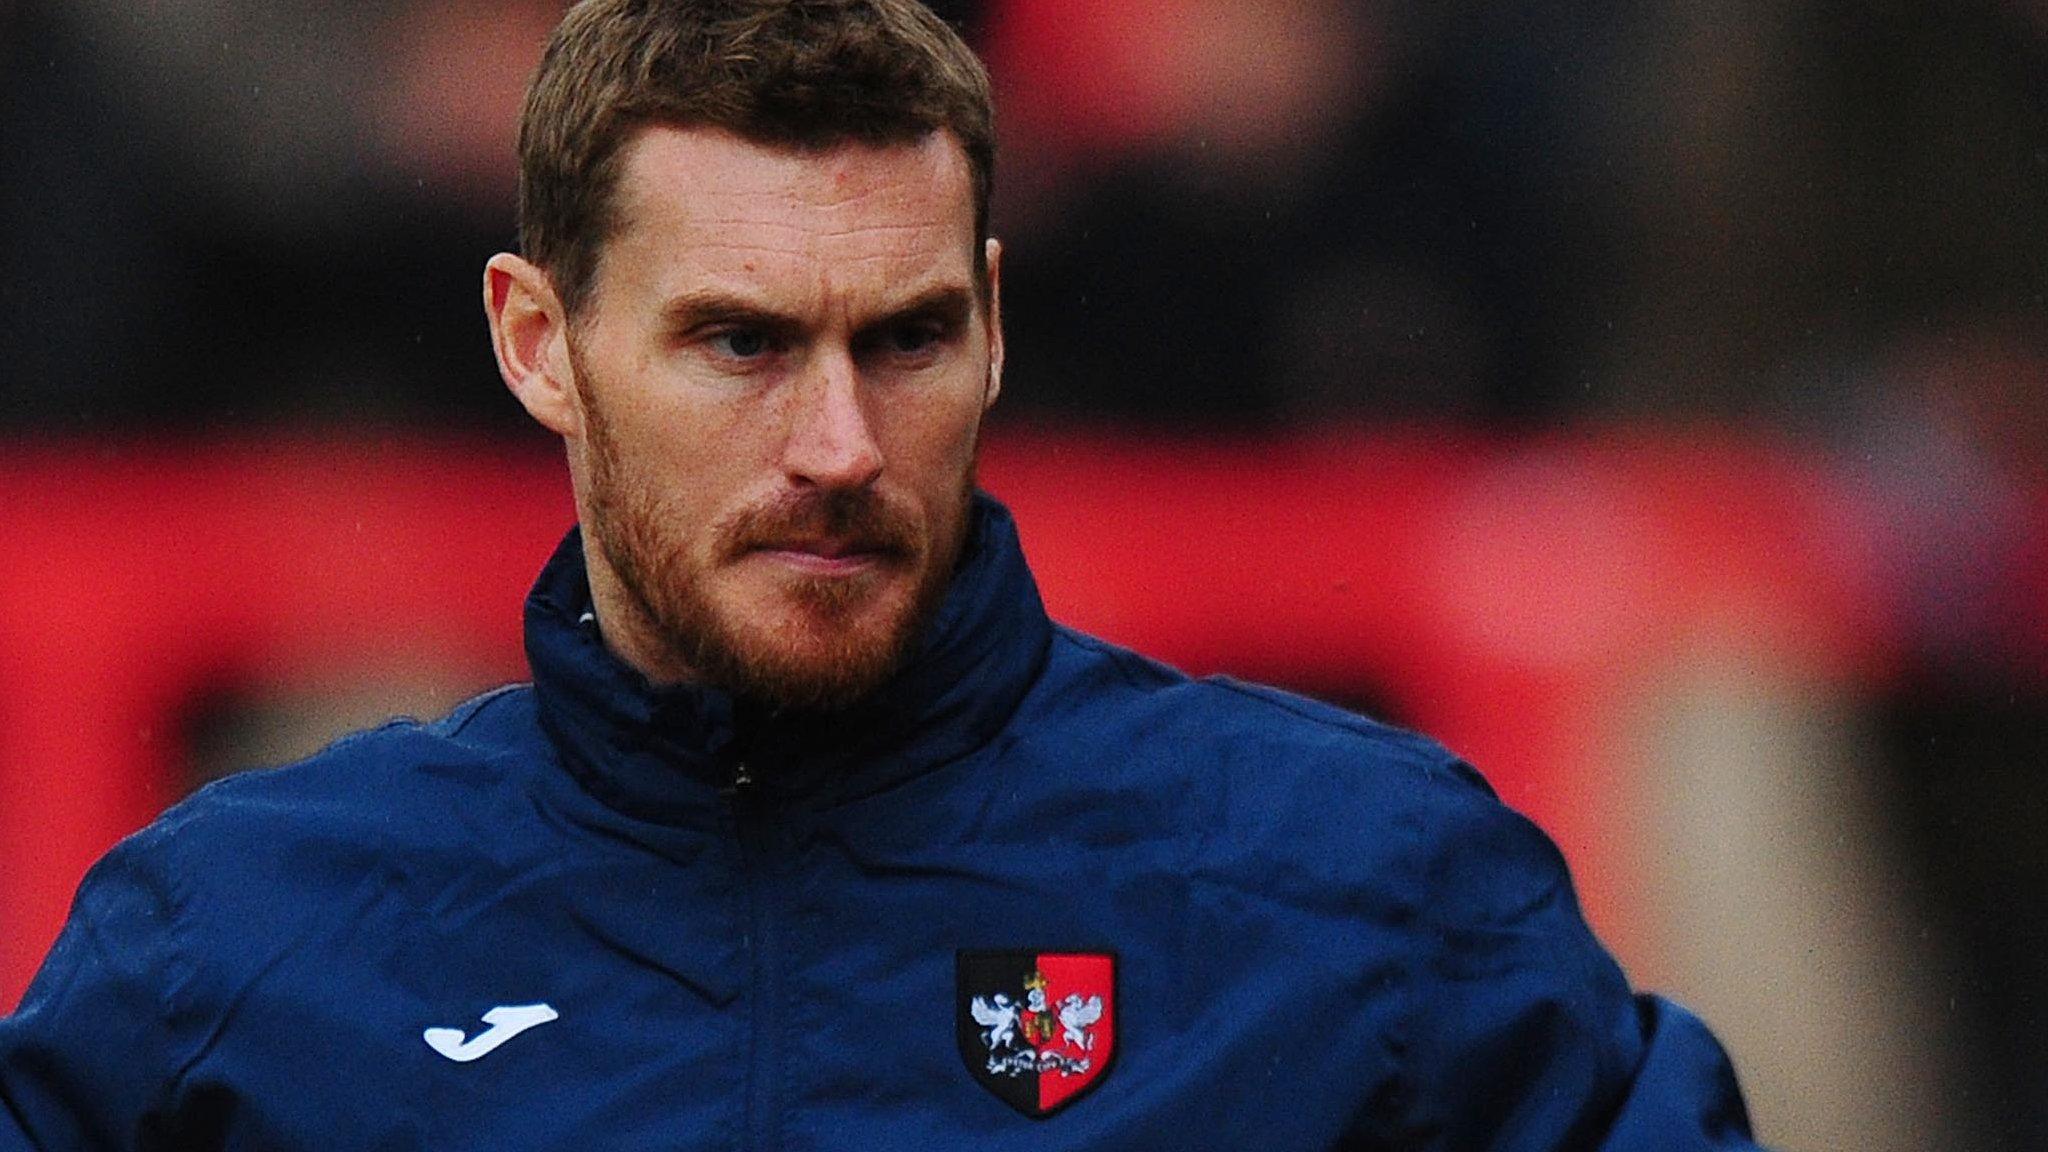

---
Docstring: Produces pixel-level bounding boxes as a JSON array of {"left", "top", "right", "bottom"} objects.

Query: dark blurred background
[{"left": 2, "top": 1, "right": 2045, "bottom": 1147}]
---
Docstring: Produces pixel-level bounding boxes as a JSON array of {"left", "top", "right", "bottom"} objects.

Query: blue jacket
[{"left": 0, "top": 496, "right": 1762, "bottom": 1150}]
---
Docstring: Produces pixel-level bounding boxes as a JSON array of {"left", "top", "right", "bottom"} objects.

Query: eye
[
  {"left": 886, "top": 321, "right": 943, "bottom": 355},
  {"left": 859, "top": 319, "right": 951, "bottom": 361},
  {"left": 710, "top": 328, "right": 773, "bottom": 359}
]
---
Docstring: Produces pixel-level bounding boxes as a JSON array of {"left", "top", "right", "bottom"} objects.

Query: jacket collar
[{"left": 525, "top": 493, "right": 1052, "bottom": 822}]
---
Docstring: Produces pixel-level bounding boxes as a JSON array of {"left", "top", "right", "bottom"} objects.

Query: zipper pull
[{"left": 731, "top": 760, "right": 754, "bottom": 792}]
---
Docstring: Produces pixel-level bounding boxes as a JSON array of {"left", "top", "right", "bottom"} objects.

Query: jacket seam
[
  {"left": 1052, "top": 628, "right": 1438, "bottom": 759},
  {"left": 1050, "top": 627, "right": 1172, "bottom": 694},
  {"left": 1201, "top": 678, "right": 1425, "bottom": 750},
  {"left": 436, "top": 683, "right": 526, "bottom": 739},
  {"left": 133, "top": 822, "right": 206, "bottom": 1116},
  {"left": 1371, "top": 808, "right": 1432, "bottom": 1144}
]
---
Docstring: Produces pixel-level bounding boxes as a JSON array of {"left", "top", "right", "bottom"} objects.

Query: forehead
[{"left": 603, "top": 125, "right": 978, "bottom": 297}]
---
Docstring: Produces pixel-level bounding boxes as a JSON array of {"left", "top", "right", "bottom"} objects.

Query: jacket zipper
[{"left": 729, "top": 760, "right": 783, "bottom": 1152}]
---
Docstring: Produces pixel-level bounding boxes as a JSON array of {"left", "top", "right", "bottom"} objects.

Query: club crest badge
[{"left": 956, "top": 950, "right": 1116, "bottom": 1117}]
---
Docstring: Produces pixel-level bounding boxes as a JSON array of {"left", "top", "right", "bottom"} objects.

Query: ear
[
  {"left": 982, "top": 237, "right": 1005, "bottom": 411},
  {"left": 483, "top": 253, "right": 581, "bottom": 438}
]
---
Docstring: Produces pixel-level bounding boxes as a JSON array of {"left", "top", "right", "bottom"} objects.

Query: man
[{"left": 0, "top": 1, "right": 1767, "bottom": 1148}]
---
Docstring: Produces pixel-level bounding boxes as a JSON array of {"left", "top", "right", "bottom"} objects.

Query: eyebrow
[
  {"left": 870, "top": 286, "right": 976, "bottom": 330},
  {"left": 658, "top": 290, "right": 797, "bottom": 333},
  {"left": 656, "top": 284, "right": 978, "bottom": 334}
]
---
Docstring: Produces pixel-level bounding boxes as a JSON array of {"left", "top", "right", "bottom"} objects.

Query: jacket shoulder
[
  {"left": 107, "top": 684, "right": 546, "bottom": 960},
  {"left": 0, "top": 686, "right": 547, "bottom": 1123},
  {"left": 1032, "top": 625, "right": 1553, "bottom": 929},
  {"left": 160, "top": 683, "right": 538, "bottom": 843},
  {"left": 1044, "top": 624, "right": 1492, "bottom": 805}
]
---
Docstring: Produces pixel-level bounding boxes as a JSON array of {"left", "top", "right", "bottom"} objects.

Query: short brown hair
[{"left": 518, "top": 0, "right": 996, "bottom": 315}]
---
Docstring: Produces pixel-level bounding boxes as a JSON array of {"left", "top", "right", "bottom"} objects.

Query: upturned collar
[{"left": 525, "top": 493, "right": 1053, "bottom": 823}]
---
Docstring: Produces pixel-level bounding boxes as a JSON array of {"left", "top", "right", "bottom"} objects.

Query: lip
[{"left": 751, "top": 545, "right": 890, "bottom": 577}]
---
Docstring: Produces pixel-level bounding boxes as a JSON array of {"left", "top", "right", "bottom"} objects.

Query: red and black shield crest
[{"left": 957, "top": 950, "right": 1117, "bottom": 1117}]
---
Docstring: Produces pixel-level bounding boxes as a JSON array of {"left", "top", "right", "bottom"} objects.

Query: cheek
[
  {"left": 591, "top": 407, "right": 731, "bottom": 540},
  {"left": 603, "top": 378, "right": 753, "bottom": 477},
  {"left": 889, "top": 388, "right": 988, "bottom": 477}
]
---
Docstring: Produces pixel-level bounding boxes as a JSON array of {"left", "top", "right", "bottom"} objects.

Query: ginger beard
[{"left": 574, "top": 341, "right": 977, "bottom": 713}]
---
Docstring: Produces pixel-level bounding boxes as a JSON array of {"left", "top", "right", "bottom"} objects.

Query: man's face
[{"left": 562, "top": 126, "right": 1001, "bottom": 710}]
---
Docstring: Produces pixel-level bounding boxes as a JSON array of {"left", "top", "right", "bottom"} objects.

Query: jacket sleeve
[
  {"left": 0, "top": 835, "right": 190, "bottom": 1151},
  {"left": 1379, "top": 765, "right": 1767, "bottom": 1151}
]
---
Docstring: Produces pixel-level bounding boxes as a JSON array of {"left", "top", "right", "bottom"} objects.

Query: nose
[{"left": 780, "top": 349, "right": 883, "bottom": 490}]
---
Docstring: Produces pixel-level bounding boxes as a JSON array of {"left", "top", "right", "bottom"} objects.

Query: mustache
[{"left": 717, "top": 488, "right": 921, "bottom": 557}]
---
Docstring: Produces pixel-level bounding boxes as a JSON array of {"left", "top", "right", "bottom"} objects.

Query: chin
[{"left": 699, "top": 575, "right": 926, "bottom": 712}]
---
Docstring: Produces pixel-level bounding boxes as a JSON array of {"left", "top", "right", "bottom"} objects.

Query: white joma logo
[{"left": 423, "top": 1003, "right": 559, "bottom": 1063}]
